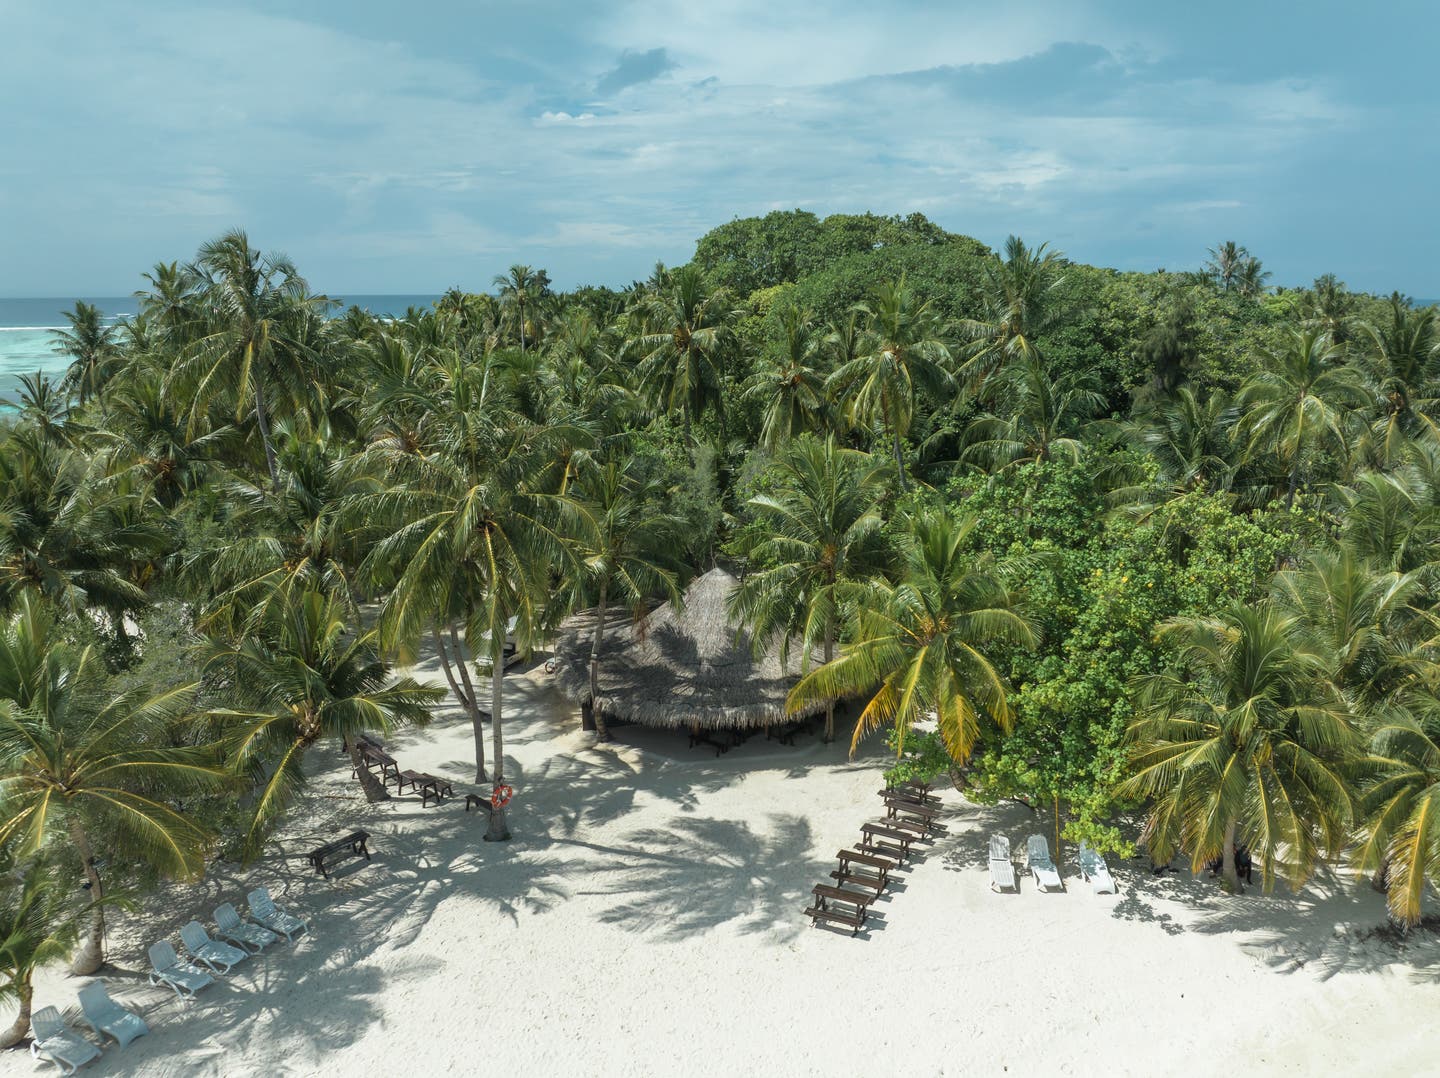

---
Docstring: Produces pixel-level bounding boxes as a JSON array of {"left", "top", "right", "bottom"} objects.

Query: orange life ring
[{"left": 490, "top": 784, "right": 514, "bottom": 809}]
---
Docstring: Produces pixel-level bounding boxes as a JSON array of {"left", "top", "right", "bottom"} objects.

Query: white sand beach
[{"left": 12, "top": 653, "right": 1440, "bottom": 1078}]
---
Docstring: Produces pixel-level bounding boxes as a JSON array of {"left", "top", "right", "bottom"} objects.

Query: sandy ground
[{"left": 10, "top": 647, "right": 1440, "bottom": 1078}]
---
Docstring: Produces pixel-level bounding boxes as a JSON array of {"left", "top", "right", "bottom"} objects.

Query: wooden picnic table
[
  {"left": 397, "top": 770, "right": 454, "bottom": 807},
  {"left": 688, "top": 728, "right": 729, "bottom": 757},
  {"left": 357, "top": 742, "right": 399, "bottom": 786},
  {"left": 805, "top": 883, "right": 872, "bottom": 936},
  {"left": 885, "top": 816, "right": 931, "bottom": 839},
  {"left": 861, "top": 823, "right": 915, "bottom": 862},
  {"left": 837, "top": 848, "right": 897, "bottom": 872},
  {"left": 884, "top": 796, "right": 940, "bottom": 817},
  {"left": 307, "top": 830, "right": 371, "bottom": 878},
  {"left": 812, "top": 883, "right": 874, "bottom": 909},
  {"left": 830, "top": 865, "right": 887, "bottom": 894},
  {"left": 878, "top": 787, "right": 940, "bottom": 808}
]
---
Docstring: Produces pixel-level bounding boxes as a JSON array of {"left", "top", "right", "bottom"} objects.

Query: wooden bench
[
  {"left": 863, "top": 822, "right": 917, "bottom": 851},
  {"left": 397, "top": 771, "right": 454, "bottom": 807},
  {"left": 804, "top": 904, "right": 865, "bottom": 935},
  {"left": 838, "top": 847, "right": 898, "bottom": 872},
  {"left": 465, "top": 793, "right": 487, "bottom": 812},
  {"left": 885, "top": 816, "right": 932, "bottom": 839},
  {"left": 688, "top": 730, "right": 729, "bottom": 757},
  {"left": 307, "top": 830, "right": 371, "bottom": 878},
  {"left": 356, "top": 743, "right": 399, "bottom": 786},
  {"left": 879, "top": 787, "right": 940, "bottom": 808},
  {"left": 813, "top": 883, "right": 874, "bottom": 909}
]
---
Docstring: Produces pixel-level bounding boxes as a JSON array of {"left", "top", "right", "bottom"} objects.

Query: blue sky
[{"left": 2, "top": 0, "right": 1435, "bottom": 297}]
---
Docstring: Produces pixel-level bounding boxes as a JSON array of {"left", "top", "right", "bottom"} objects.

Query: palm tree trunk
[
  {"left": 484, "top": 658, "right": 511, "bottom": 842},
  {"left": 1221, "top": 818, "right": 1241, "bottom": 893},
  {"left": 348, "top": 740, "right": 391, "bottom": 802},
  {"left": 590, "top": 580, "right": 611, "bottom": 742},
  {"left": 450, "top": 626, "right": 489, "bottom": 784},
  {"left": 0, "top": 983, "right": 32, "bottom": 1049},
  {"left": 1371, "top": 858, "right": 1390, "bottom": 893},
  {"left": 432, "top": 625, "right": 471, "bottom": 711},
  {"left": 822, "top": 625, "right": 835, "bottom": 743},
  {"left": 68, "top": 821, "right": 105, "bottom": 975},
  {"left": 1284, "top": 456, "right": 1300, "bottom": 510},
  {"left": 253, "top": 375, "right": 281, "bottom": 493},
  {"left": 883, "top": 396, "right": 906, "bottom": 490}
]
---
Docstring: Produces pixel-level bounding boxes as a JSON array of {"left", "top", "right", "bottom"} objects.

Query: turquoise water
[{"left": 0, "top": 295, "right": 436, "bottom": 405}]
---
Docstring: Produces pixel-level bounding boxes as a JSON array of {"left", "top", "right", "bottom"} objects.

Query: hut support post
[
  {"left": 484, "top": 658, "right": 512, "bottom": 842},
  {"left": 589, "top": 579, "right": 611, "bottom": 742}
]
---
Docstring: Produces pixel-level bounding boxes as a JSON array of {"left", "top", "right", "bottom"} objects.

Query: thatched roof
[{"left": 550, "top": 568, "right": 825, "bottom": 730}]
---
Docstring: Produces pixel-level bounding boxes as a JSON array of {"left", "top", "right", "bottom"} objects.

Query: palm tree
[
  {"left": 567, "top": 460, "right": 683, "bottom": 741},
  {"left": 1355, "top": 690, "right": 1440, "bottom": 926},
  {"left": 1234, "top": 257, "right": 1272, "bottom": 299},
  {"left": 1358, "top": 295, "right": 1440, "bottom": 454},
  {"left": 741, "top": 303, "right": 829, "bottom": 450},
  {"left": 633, "top": 265, "right": 737, "bottom": 448},
  {"left": 202, "top": 589, "right": 440, "bottom": 855},
  {"left": 960, "top": 355, "right": 1104, "bottom": 472},
  {"left": 1, "top": 373, "right": 69, "bottom": 447},
  {"left": 1126, "top": 387, "right": 1241, "bottom": 499},
  {"left": 493, "top": 265, "right": 550, "bottom": 353},
  {"left": 956, "top": 236, "right": 1067, "bottom": 396},
  {"left": 1237, "top": 327, "right": 1370, "bottom": 507},
  {"left": 0, "top": 596, "right": 221, "bottom": 973},
  {"left": 828, "top": 277, "right": 954, "bottom": 487},
  {"left": 730, "top": 436, "right": 889, "bottom": 741},
  {"left": 134, "top": 261, "right": 200, "bottom": 349},
  {"left": 1205, "top": 241, "right": 1249, "bottom": 291},
  {"left": 174, "top": 229, "right": 327, "bottom": 492},
  {"left": 52, "top": 302, "right": 121, "bottom": 409},
  {"left": 787, "top": 509, "right": 1036, "bottom": 760},
  {"left": 1122, "top": 604, "right": 1357, "bottom": 893},
  {"left": 0, "top": 854, "right": 80, "bottom": 1047}
]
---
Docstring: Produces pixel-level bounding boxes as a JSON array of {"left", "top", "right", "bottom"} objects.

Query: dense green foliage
[{"left": 2, "top": 208, "right": 1440, "bottom": 1005}]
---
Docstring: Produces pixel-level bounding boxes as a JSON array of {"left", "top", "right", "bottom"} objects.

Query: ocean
[{"left": 0, "top": 294, "right": 437, "bottom": 405}]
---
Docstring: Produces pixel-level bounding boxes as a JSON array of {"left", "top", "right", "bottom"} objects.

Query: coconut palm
[
  {"left": 960, "top": 355, "right": 1104, "bottom": 472},
  {"left": 1234, "top": 257, "right": 1272, "bottom": 299},
  {"left": 493, "top": 265, "right": 550, "bottom": 353},
  {"left": 1122, "top": 603, "right": 1358, "bottom": 893},
  {"left": 1, "top": 374, "right": 69, "bottom": 448},
  {"left": 741, "top": 303, "right": 829, "bottom": 450},
  {"left": 173, "top": 229, "right": 328, "bottom": 491},
  {"left": 134, "top": 261, "right": 200, "bottom": 349},
  {"left": 828, "top": 277, "right": 954, "bottom": 487},
  {"left": 52, "top": 302, "right": 122, "bottom": 410},
  {"left": 956, "top": 236, "right": 1067, "bottom": 396},
  {"left": 1237, "top": 327, "right": 1371, "bottom": 507},
  {"left": 566, "top": 460, "right": 683, "bottom": 741},
  {"left": 730, "top": 436, "right": 890, "bottom": 741},
  {"left": 0, "top": 596, "right": 221, "bottom": 973},
  {"left": 1354, "top": 690, "right": 1440, "bottom": 926},
  {"left": 1205, "top": 241, "right": 1249, "bottom": 291},
  {"left": 201, "top": 589, "right": 440, "bottom": 854},
  {"left": 0, "top": 854, "right": 80, "bottom": 1047},
  {"left": 632, "top": 265, "right": 737, "bottom": 447},
  {"left": 1358, "top": 296, "right": 1440, "bottom": 456},
  {"left": 787, "top": 508, "right": 1035, "bottom": 760}
]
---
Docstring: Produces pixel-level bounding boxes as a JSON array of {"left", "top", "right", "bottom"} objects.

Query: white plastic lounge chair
[
  {"left": 1027, "top": 834, "right": 1063, "bottom": 891},
  {"left": 29, "top": 1005, "right": 101, "bottom": 1075},
  {"left": 180, "top": 920, "right": 248, "bottom": 974},
  {"left": 1079, "top": 841, "right": 1118, "bottom": 894},
  {"left": 988, "top": 834, "right": 1017, "bottom": 892},
  {"left": 148, "top": 941, "right": 214, "bottom": 1001},
  {"left": 77, "top": 983, "right": 148, "bottom": 1049},
  {"left": 215, "top": 902, "right": 280, "bottom": 953},
  {"left": 247, "top": 887, "right": 310, "bottom": 943}
]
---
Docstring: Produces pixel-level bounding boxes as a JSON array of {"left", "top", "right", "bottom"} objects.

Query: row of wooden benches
[
  {"left": 352, "top": 736, "right": 456, "bottom": 808},
  {"left": 803, "top": 780, "right": 948, "bottom": 936}
]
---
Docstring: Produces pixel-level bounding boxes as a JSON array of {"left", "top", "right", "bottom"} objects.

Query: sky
[{"left": 1, "top": 0, "right": 1436, "bottom": 298}]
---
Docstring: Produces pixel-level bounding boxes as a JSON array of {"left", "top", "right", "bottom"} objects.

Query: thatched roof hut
[{"left": 550, "top": 568, "right": 825, "bottom": 730}]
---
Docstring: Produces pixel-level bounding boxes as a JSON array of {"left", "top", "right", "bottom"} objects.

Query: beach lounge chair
[
  {"left": 180, "top": 921, "right": 248, "bottom": 974},
  {"left": 215, "top": 902, "right": 280, "bottom": 953},
  {"left": 1079, "top": 841, "right": 1118, "bottom": 894},
  {"left": 1027, "top": 834, "right": 1063, "bottom": 891},
  {"left": 148, "top": 941, "right": 215, "bottom": 1001},
  {"left": 77, "top": 983, "right": 148, "bottom": 1049},
  {"left": 29, "top": 1006, "right": 101, "bottom": 1075},
  {"left": 989, "top": 834, "right": 1017, "bottom": 892},
  {"left": 247, "top": 887, "right": 310, "bottom": 943}
]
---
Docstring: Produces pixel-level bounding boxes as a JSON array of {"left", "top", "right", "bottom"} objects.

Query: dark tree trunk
[
  {"left": 451, "top": 626, "right": 489, "bottom": 784},
  {"left": 822, "top": 626, "right": 835, "bottom": 743},
  {"left": 484, "top": 659, "right": 511, "bottom": 842},
  {"left": 1371, "top": 858, "right": 1390, "bottom": 893},
  {"left": 348, "top": 740, "right": 391, "bottom": 802},
  {"left": 69, "top": 821, "right": 105, "bottom": 975},
  {"left": 589, "top": 580, "right": 611, "bottom": 742}
]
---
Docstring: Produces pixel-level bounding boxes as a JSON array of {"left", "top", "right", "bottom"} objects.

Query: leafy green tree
[
  {"left": 787, "top": 508, "right": 1036, "bottom": 760},
  {"left": 828, "top": 277, "right": 953, "bottom": 486},
  {"left": 566, "top": 460, "right": 682, "bottom": 741},
  {"left": 1123, "top": 603, "right": 1357, "bottom": 892},
  {"left": 741, "top": 303, "right": 829, "bottom": 450},
  {"left": 202, "top": 589, "right": 440, "bottom": 854},
  {"left": 493, "top": 265, "right": 551, "bottom": 353},
  {"left": 730, "top": 436, "right": 890, "bottom": 741},
  {"left": 0, "top": 854, "right": 80, "bottom": 1047},
  {"left": 0, "top": 596, "right": 220, "bottom": 973},
  {"left": 633, "top": 265, "right": 737, "bottom": 448},
  {"left": 175, "top": 229, "right": 329, "bottom": 491},
  {"left": 53, "top": 302, "right": 122, "bottom": 410},
  {"left": 957, "top": 236, "right": 1067, "bottom": 395},
  {"left": 1237, "top": 327, "right": 1370, "bottom": 506},
  {"left": 1204, "top": 241, "right": 1249, "bottom": 292}
]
